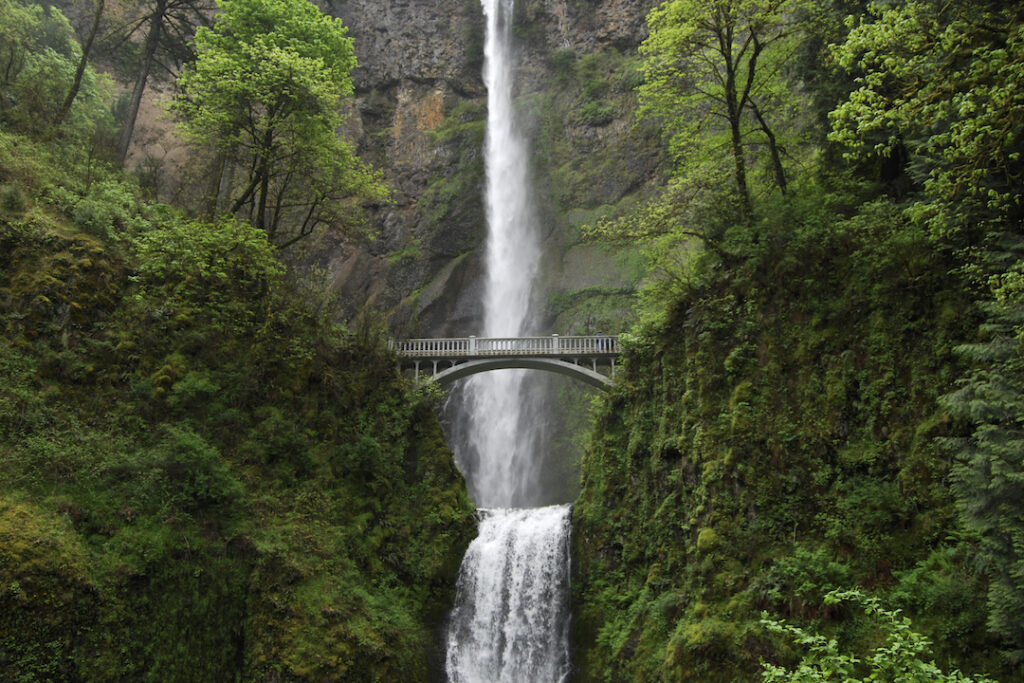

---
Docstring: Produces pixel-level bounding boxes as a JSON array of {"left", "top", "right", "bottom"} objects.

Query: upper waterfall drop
[
  {"left": 480, "top": 0, "right": 540, "bottom": 339},
  {"left": 457, "top": 0, "right": 544, "bottom": 509}
]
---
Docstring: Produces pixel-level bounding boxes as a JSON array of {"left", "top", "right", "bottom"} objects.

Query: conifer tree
[{"left": 942, "top": 267, "right": 1024, "bottom": 662}]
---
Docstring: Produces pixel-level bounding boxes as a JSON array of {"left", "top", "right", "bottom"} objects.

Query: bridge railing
[{"left": 392, "top": 335, "right": 618, "bottom": 357}]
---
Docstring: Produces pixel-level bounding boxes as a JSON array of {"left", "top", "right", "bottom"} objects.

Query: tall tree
[
  {"left": 54, "top": 0, "right": 104, "bottom": 127},
  {"left": 638, "top": 0, "right": 811, "bottom": 218},
  {"left": 174, "top": 0, "right": 385, "bottom": 247},
  {"left": 116, "top": 0, "right": 213, "bottom": 163}
]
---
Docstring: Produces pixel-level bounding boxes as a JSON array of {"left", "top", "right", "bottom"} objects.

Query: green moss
[
  {"left": 388, "top": 240, "right": 423, "bottom": 266},
  {"left": 696, "top": 528, "right": 719, "bottom": 553},
  {"left": 571, "top": 191, "right": 1009, "bottom": 681},
  {"left": 0, "top": 496, "right": 97, "bottom": 681},
  {"left": 0, "top": 146, "right": 476, "bottom": 681}
]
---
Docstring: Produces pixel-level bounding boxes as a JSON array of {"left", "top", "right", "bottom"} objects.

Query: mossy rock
[{"left": 0, "top": 495, "right": 98, "bottom": 681}]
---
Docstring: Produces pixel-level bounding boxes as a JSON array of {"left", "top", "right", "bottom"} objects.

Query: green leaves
[
  {"left": 175, "top": 0, "right": 385, "bottom": 246},
  {"left": 0, "top": 0, "right": 113, "bottom": 142},
  {"left": 639, "top": 0, "right": 813, "bottom": 214},
  {"left": 761, "top": 590, "right": 997, "bottom": 682},
  {"left": 829, "top": 1, "right": 1024, "bottom": 663},
  {"left": 829, "top": 1, "right": 1024, "bottom": 241},
  {"left": 940, "top": 271, "right": 1024, "bottom": 662}
]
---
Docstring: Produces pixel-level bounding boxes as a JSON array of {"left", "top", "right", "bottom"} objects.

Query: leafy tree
[
  {"left": 829, "top": 1, "right": 1024, "bottom": 243},
  {"left": 174, "top": 0, "right": 385, "bottom": 247},
  {"left": 761, "top": 589, "right": 997, "bottom": 682},
  {"left": 638, "top": 0, "right": 812, "bottom": 218},
  {"left": 0, "top": 0, "right": 112, "bottom": 141},
  {"left": 1, "top": 0, "right": 78, "bottom": 128},
  {"left": 54, "top": 0, "right": 104, "bottom": 127}
]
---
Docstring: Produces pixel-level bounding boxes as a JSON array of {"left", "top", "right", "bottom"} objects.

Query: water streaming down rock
[
  {"left": 457, "top": 0, "right": 543, "bottom": 509},
  {"left": 444, "top": 0, "right": 573, "bottom": 681},
  {"left": 445, "top": 506, "right": 572, "bottom": 682}
]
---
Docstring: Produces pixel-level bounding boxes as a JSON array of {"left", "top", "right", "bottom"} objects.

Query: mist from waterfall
[{"left": 444, "top": 1, "right": 572, "bottom": 681}]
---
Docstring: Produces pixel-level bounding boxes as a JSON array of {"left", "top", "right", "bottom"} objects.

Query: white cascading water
[
  {"left": 444, "top": 0, "right": 572, "bottom": 681},
  {"left": 445, "top": 506, "right": 572, "bottom": 682}
]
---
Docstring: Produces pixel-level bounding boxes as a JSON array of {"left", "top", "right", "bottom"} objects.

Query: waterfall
[
  {"left": 444, "top": 0, "right": 572, "bottom": 681},
  {"left": 445, "top": 506, "right": 572, "bottom": 682},
  {"left": 457, "top": 0, "right": 542, "bottom": 510}
]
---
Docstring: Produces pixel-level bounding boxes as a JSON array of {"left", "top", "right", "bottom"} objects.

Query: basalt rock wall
[{"left": 326, "top": 0, "right": 663, "bottom": 336}]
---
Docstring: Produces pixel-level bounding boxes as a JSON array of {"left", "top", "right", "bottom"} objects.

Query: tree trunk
[
  {"left": 54, "top": 0, "right": 105, "bottom": 127},
  {"left": 722, "top": 58, "right": 752, "bottom": 215},
  {"left": 720, "top": 22, "right": 753, "bottom": 219},
  {"left": 117, "top": 0, "right": 167, "bottom": 164},
  {"left": 749, "top": 100, "right": 787, "bottom": 193},
  {"left": 256, "top": 128, "right": 274, "bottom": 235},
  {"left": 202, "top": 151, "right": 227, "bottom": 219}
]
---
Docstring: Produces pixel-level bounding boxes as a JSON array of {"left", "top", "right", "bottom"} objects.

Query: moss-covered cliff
[
  {"left": 0, "top": 132, "right": 475, "bottom": 681},
  {"left": 570, "top": 192, "right": 1015, "bottom": 681}
]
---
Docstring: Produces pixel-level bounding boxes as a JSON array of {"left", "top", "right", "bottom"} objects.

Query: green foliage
[
  {"left": 639, "top": 0, "right": 812, "bottom": 213},
  {"left": 577, "top": 100, "right": 615, "bottom": 127},
  {"left": 175, "top": 0, "right": 386, "bottom": 245},
  {"left": 570, "top": 182, "right": 1010, "bottom": 680},
  {"left": 550, "top": 47, "right": 577, "bottom": 80},
  {"left": 761, "top": 589, "right": 996, "bottom": 682},
  {"left": 0, "top": 121, "right": 474, "bottom": 680},
  {"left": 0, "top": 495, "right": 97, "bottom": 682},
  {"left": 940, "top": 270, "right": 1024, "bottom": 662},
  {"left": 0, "top": 0, "right": 114, "bottom": 145},
  {"left": 829, "top": 1, "right": 1024, "bottom": 242},
  {"left": 0, "top": 183, "right": 25, "bottom": 213},
  {"left": 828, "top": 0, "right": 1024, "bottom": 664},
  {"left": 132, "top": 215, "right": 283, "bottom": 337},
  {"left": 572, "top": 6, "right": 1023, "bottom": 675}
]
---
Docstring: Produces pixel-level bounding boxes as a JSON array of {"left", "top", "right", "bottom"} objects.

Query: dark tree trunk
[
  {"left": 720, "top": 27, "right": 752, "bottom": 217},
  {"left": 54, "top": 0, "right": 105, "bottom": 127},
  {"left": 749, "top": 100, "right": 787, "bottom": 193},
  {"left": 117, "top": 0, "right": 167, "bottom": 164},
  {"left": 256, "top": 128, "right": 273, "bottom": 235}
]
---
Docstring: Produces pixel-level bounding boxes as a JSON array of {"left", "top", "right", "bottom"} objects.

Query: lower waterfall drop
[{"left": 445, "top": 505, "right": 572, "bottom": 683}]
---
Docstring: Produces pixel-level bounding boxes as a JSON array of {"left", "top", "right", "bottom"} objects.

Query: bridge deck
[{"left": 392, "top": 335, "right": 619, "bottom": 359}]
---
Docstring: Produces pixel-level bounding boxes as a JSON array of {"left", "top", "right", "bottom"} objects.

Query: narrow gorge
[{"left": 1, "top": 0, "right": 1022, "bottom": 681}]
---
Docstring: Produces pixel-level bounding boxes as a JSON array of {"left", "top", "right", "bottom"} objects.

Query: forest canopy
[{"left": 1, "top": 0, "right": 1023, "bottom": 680}]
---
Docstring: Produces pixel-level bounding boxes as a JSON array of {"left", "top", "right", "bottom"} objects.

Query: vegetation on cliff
[
  {"left": 0, "top": 0, "right": 473, "bottom": 679},
  {"left": 572, "top": 0, "right": 1024, "bottom": 680}
]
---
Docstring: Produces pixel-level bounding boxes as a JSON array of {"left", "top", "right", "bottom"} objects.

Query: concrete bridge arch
[{"left": 392, "top": 335, "right": 620, "bottom": 391}]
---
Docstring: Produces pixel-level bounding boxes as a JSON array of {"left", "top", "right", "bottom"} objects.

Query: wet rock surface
[{"left": 316, "top": 0, "right": 661, "bottom": 334}]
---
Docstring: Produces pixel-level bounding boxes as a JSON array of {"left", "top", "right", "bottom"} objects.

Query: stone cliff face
[
  {"left": 326, "top": 0, "right": 663, "bottom": 336},
  {"left": 102, "top": 0, "right": 660, "bottom": 335}
]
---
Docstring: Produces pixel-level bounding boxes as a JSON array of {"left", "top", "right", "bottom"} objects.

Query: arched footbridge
[{"left": 390, "top": 335, "right": 620, "bottom": 390}]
